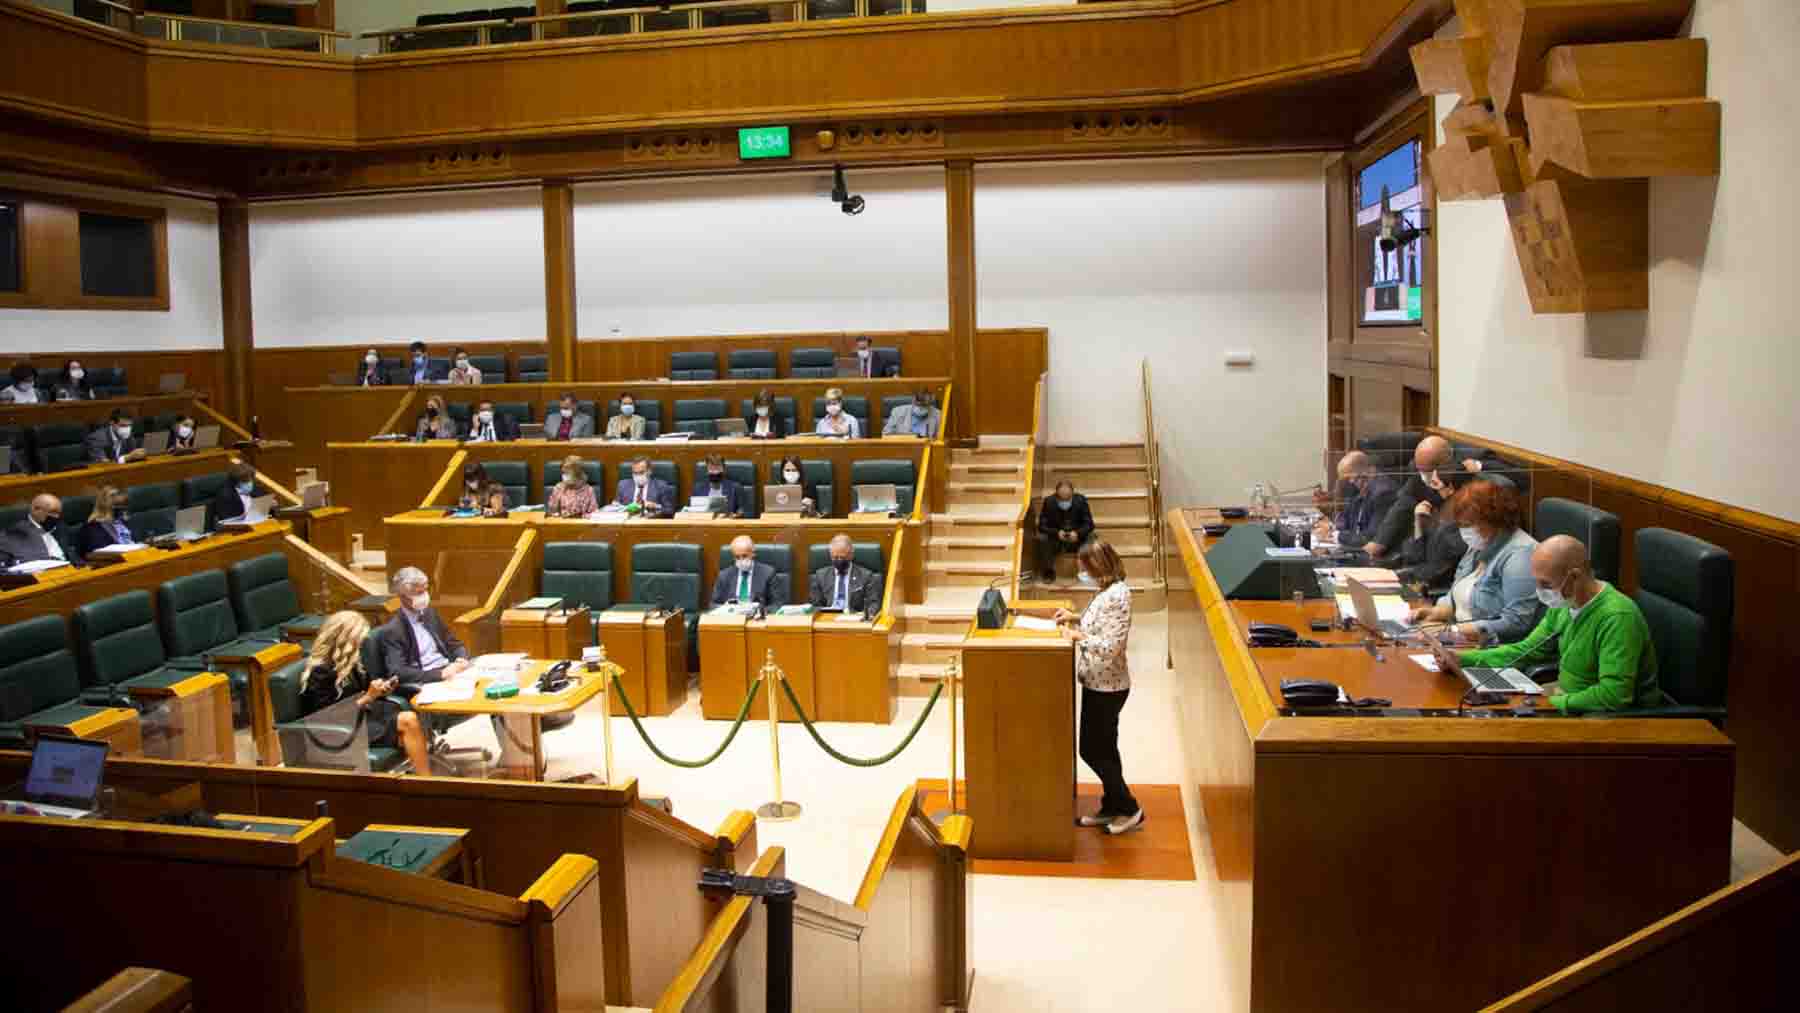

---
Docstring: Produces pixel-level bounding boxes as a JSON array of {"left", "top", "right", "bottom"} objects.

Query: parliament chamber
[{"left": 2, "top": 0, "right": 1797, "bottom": 1010}]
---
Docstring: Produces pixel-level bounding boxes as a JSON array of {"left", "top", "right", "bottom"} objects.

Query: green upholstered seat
[
  {"left": 227, "top": 551, "right": 324, "bottom": 640},
  {"left": 156, "top": 571, "right": 277, "bottom": 682},
  {"left": 515, "top": 354, "right": 549, "bottom": 382},
  {"left": 71, "top": 589, "right": 203, "bottom": 695},
  {"left": 0, "top": 504, "right": 26, "bottom": 534},
  {"left": 181, "top": 471, "right": 232, "bottom": 530},
  {"left": 615, "top": 459, "right": 679, "bottom": 489},
  {"left": 540, "top": 460, "right": 604, "bottom": 504},
  {"left": 31, "top": 422, "right": 89, "bottom": 473},
  {"left": 715, "top": 543, "right": 796, "bottom": 605},
  {"left": 87, "top": 366, "right": 127, "bottom": 396},
  {"left": 605, "top": 398, "right": 663, "bottom": 439},
  {"left": 446, "top": 402, "right": 472, "bottom": 435},
  {"left": 60, "top": 495, "right": 95, "bottom": 562},
  {"left": 467, "top": 353, "right": 506, "bottom": 379},
  {"left": 1535, "top": 498, "right": 1622, "bottom": 584},
  {"left": 690, "top": 459, "right": 757, "bottom": 516},
  {"left": 494, "top": 402, "right": 532, "bottom": 428},
  {"left": 272, "top": 631, "right": 405, "bottom": 772},
  {"left": 726, "top": 349, "right": 777, "bottom": 380},
  {"left": 811, "top": 395, "right": 872, "bottom": 437},
  {"left": 542, "top": 542, "right": 615, "bottom": 614},
  {"left": 673, "top": 398, "right": 728, "bottom": 439},
  {"left": 144, "top": 412, "right": 180, "bottom": 435},
  {"left": 871, "top": 346, "right": 901, "bottom": 377},
  {"left": 1622, "top": 528, "right": 1733, "bottom": 720},
  {"left": 739, "top": 397, "right": 798, "bottom": 435},
  {"left": 627, "top": 542, "right": 703, "bottom": 666},
  {"left": 480, "top": 461, "right": 530, "bottom": 508},
  {"left": 669, "top": 351, "right": 718, "bottom": 381},
  {"left": 806, "top": 541, "right": 885, "bottom": 581},
  {"left": 789, "top": 347, "right": 836, "bottom": 378},
  {"left": 850, "top": 458, "right": 917, "bottom": 514},
  {"left": 0, "top": 615, "right": 103, "bottom": 749},
  {"left": 126, "top": 481, "right": 181, "bottom": 541}
]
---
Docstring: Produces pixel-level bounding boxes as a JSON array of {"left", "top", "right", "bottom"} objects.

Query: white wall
[
  {"left": 572, "top": 167, "right": 947, "bottom": 337},
  {"left": 1436, "top": 0, "right": 1800, "bottom": 522},
  {"left": 250, "top": 187, "right": 546, "bottom": 347},
  {"left": 0, "top": 174, "right": 222, "bottom": 354},
  {"left": 975, "top": 158, "right": 1327, "bottom": 508}
]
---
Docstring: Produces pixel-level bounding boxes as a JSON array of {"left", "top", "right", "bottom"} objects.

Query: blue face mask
[
  {"left": 1056, "top": 497, "right": 1074, "bottom": 509},
  {"left": 236, "top": 481, "right": 254, "bottom": 494},
  {"left": 912, "top": 405, "right": 929, "bottom": 418},
  {"left": 1077, "top": 571, "right": 1097, "bottom": 586}
]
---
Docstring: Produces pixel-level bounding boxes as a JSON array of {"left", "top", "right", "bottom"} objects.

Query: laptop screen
[{"left": 25, "top": 735, "right": 108, "bottom": 807}]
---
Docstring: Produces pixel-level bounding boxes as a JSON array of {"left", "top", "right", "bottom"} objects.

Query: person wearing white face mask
[
  {"left": 1444, "top": 535, "right": 1660, "bottom": 714},
  {"left": 378, "top": 567, "right": 472, "bottom": 687},
  {"left": 613, "top": 456, "right": 675, "bottom": 516},
  {"left": 548, "top": 394, "right": 593, "bottom": 440},
  {"left": 1405, "top": 480, "right": 1541, "bottom": 645},
  {"left": 711, "top": 535, "right": 779, "bottom": 608},
  {"left": 814, "top": 387, "right": 860, "bottom": 438},
  {"left": 1035, "top": 479, "right": 1095, "bottom": 581},
  {"left": 748, "top": 389, "right": 788, "bottom": 438},
  {"left": 168, "top": 415, "right": 200, "bottom": 454},
  {"left": 465, "top": 400, "right": 516, "bottom": 443},
  {"left": 1, "top": 363, "right": 40, "bottom": 404},
  {"left": 774, "top": 456, "right": 821, "bottom": 517},
  {"left": 446, "top": 347, "right": 482, "bottom": 385},
  {"left": 357, "top": 349, "right": 389, "bottom": 387},
  {"left": 85, "top": 410, "right": 146, "bottom": 464},
  {"left": 54, "top": 359, "right": 94, "bottom": 401},
  {"left": 1052, "top": 538, "right": 1141, "bottom": 835},
  {"left": 605, "top": 393, "right": 647, "bottom": 440},
  {"left": 546, "top": 454, "right": 598, "bottom": 518}
]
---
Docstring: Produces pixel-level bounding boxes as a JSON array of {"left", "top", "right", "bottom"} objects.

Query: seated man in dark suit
[
  {"left": 695, "top": 453, "right": 744, "bottom": 516},
  {"left": 211, "top": 462, "right": 265, "bottom": 525},
  {"left": 1364, "top": 435, "right": 1483, "bottom": 557},
  {"left": 613, "top": 456, "right": 677, "bottom": 517},
  {"left": 546, "top": 392, "right": 595, "bottom": 441},
  {"left": 711, "top": 535, "right": 779, "bottom": 608},
  {"left": 0, "top": 493, "right": 74, "bottom": 566},
  {"left": 465, "top": 400, "right": 520, "bottom": 443},
  {"left": 1317, "top": 450, "right": 1400, "bottom": 549},
  {"left": 83, "top": 410, "right": 147, "bottom": 465},
  {"left": 378, "top": 566, "right": 472, "bottom": 686},
  {"left": 1036, "top": 479, "right": 1095, "bottom": 580},
  {"left": 809, "top": 533, "right": 883, "bottom": 614}
]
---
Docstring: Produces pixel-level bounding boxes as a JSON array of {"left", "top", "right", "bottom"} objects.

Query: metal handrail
[
  {"left": 138, "top": 11, "right": 350, "bottom": 54},
  {"left": 364, "top": 0, "right": 923, "bottom": 52},
  {"left": 1141, "top": 359, "right": 1165, "bottom": 585}
]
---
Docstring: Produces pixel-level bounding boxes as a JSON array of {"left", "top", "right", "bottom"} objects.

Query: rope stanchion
[
  {"left": 928, "top": 656, "right": 961, "bottom": 825},
  {"left": 610, "top": 670, "right": 762, "bottom": 769},
  {"left": 776, "top": 668, "right": 943, "bottom": 768},
  {"left": 587, "top": 647, "right": 625, "bottom": 785},
  {"left": 757, "top": 650, "right": 802, "bottom": 822}
]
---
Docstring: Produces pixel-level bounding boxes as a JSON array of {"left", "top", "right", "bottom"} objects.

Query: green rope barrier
[
  {"left": 777, "top": 676, "right": 943, "bottom": 768},
  {"left": 611, "top": 673, "right": 763, "bottom": 769}
]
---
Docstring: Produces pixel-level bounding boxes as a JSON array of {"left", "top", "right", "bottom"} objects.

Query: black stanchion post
[{"left": 765, "top": 878, "right": 795, "bottom": 1013}]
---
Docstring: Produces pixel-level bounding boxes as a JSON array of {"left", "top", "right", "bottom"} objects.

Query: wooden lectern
[
  {"left": 746, "top": 612, "right": 815, "bottom": 722},
  {"left": 596, "top": 608, "right": 687, "bottom": 717},
  {"left": 500, "top": 604, "right": 592, "bottom": 661},
  {"left": 960, "top": 615, "right": 1076, "bottom": 861},
  {"left": 699, "top": 609, "right": 752, "bottom": 720}
]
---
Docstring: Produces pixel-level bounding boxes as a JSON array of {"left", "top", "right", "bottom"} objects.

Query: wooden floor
[{"left": 915, "top": 779, "right": 1195, "bottom": 882}]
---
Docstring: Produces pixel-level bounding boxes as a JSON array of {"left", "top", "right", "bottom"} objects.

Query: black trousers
[
  {"left": 1078, "top": 686, "right": 1137, "bottom": 816},
  {"left": 1037, "top": 531, "right": 1081, "bottom": 573}
]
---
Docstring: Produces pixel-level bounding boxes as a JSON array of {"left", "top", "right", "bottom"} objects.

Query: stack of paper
[
  {"left": 415, "top": 682, "right": 476, "bottom": 705},
  {"left": 88, "top": 542, "right": 150, "bottom": 555},
  {"left": 472, "top": 653, "right": 529, "bottom": 677},
  {"left": 1334, "top": 593, "right": 1410, "bottom": 624},
  {"left": 1012, "top": 616, "right": 1060, "bottom": 632},
  {"left": 6, "top": 559, "right": 70, "bottom": 575}
]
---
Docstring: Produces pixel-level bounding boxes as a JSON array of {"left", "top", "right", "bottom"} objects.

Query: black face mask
[
  {"left": 40, "top": 514, "right": 60, "bottom": 531},
  {"left": 427, "top": 406, "right": 439, "bottom": 418},
  {"left": 114, "top": 505, "right": 129, "bottom": 519},
  {"left": 708, "top": 471, "right": 725, "bottom": 483},
  {"left": 833, "top": 558, "right": 850, "bottom": 574}
]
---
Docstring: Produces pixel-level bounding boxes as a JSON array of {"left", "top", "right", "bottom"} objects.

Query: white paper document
[
  {"left": 6, "top": 559, "right": 70, "bottom": 574},
  {"left": 1011, "top": 616, "right": 1060, "bottom": 632},
  {"left": 1334, "top": 593, "right": 1410, "bottom": 624},
  {"left": 1410, "top": 653, "right": 1442, "bottom": 673},
  {"left": 415, "top": 682, "right": 477, "bottom": 705},
  {"left": 88, "top": 543, "right": 150, "bottom": 555}
]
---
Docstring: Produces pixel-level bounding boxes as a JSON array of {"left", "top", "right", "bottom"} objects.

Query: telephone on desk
[
  {"left": 538, "top": 660, "right": 573, "bottom": 694},
  {"left": 1249, "top": 622, "right": 1299, "bottom": 647}
]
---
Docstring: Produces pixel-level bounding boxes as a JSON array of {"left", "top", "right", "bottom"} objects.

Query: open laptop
[
  {"left": 240, "top": 495, "right": 275, "bottom": 524},
  {"left": 300, "top": 482, "right": 331, "bottom": 509},
  {"left": 1344, "top": 576, "right": 1415, "bottom": 639},
  {"left": 685, "top": 493, "right": 730, "bottom": 515},
  {"left": 2, "top": 734, "right": 110, "bottom": 819},
  {"left": 519, "top": 423, "right": 546, "bottom": 439},
  {"left": 1433, "top": 645, "right": 1545, "bottom": 696},
  {"left": 193, "top": 425, "right": 222, "bottom": 449},
  {"left": 763, "top": 484, "right": 805, "bottom": 513},
  {"left": 716, "top": 417, "right": 748, "bottom": 438},
  {"left": 156, "top": 372, "right": 187, "bottom": 393},
  {"left": 172, "top": 504, "right": 208, "bottom": 541},
  {"left": 141, "top": 430, "right": 171, "bottom": 456},
  {"left": 834, "top": 356, "right": 862, "bottom": 378},
  {"left": 854, "top": 483, "right": 899, "bottom": 514}
]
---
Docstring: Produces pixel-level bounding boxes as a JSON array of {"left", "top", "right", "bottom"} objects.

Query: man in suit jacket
[
  {"left": 0, "top": 494, "right": 74, "bottom": 566},
  {"left": 695, "top": 454, "right": 745, "bottom": 516},
  {"left": 84, "top": 411, "right": 146, "bottom": 465},
  {"left": 546, "top": 394, "right": 595, "bottom": 441},
  {"left": 852, "top": 335, "right": 899, "bottom": 378},
  {"left": 1036, "top": 479, "right": 1095, "bottom": 580},
  {"left": 605, "top": 394, "right": 648, "bottom": 440},
  {"left": 881, "top": 390, "right": 941, "bottom": 438},
  {"left": 1366, "top": 435, "right": 1488, "bottom": 557},
  {"left": 711, "top": 535, "right": 780, "bottom": 608},
  {"left": 613, "top": 456, "right": 677, "bottom": 516},
  {"left": 809, "top": 534, "right": 883, "bottom": 614},
  {"left": 356, "top": 350, "right": 389, "bottom": 387},
  {"left": 212, "top": 462, "right": 264, "bottom": 525},
  {"left": 1317, "top": 451, "right": 1401, "bottom": 549},
  {"left": 465, "top": 400, "right": 520, "bottom": 443},
  {"left": 378, "top": 567, "right": 472, "bottom": 685}
]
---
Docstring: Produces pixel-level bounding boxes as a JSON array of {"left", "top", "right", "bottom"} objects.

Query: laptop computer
[
  {"left": 716, "top": 417, "right": 748, "bottom": 437},
  {"left": 834, "top": 356, "right": 862, "bottom": 378},
  {"left": 854, "top": 483, "right": 899, "bottom": 514},
  {"left": 157, "top": 372, "right": 187, "bottom": 393},
  {"left": 300, "top": 482, "right": 331, "bottom": 509},
  {"left": 2, "top": 734, "right": 110, "bottom": 819},
  {"left": 141, "top": 431, "right": 170, "bottom": 456},
  {"left": 172, "top": 504, "right": 208, "bottom": 541},
  {"left": 241, "top": 495, "right": 275, "bottom": 524},
  {"left": 684, "top": 493, "right": 730, "bottom": 514},
  {"left": 193, "top": 425, "right": 222, "bottom": 449},
  {"left": 1433, "top": 644, "right": 1545, "bottom": 696},
  {"left": 1344, "top": 576, "right": 1415, "bottom": 639},
  {"left": 763, "top": 484, "right": 805, "bottom": 513},
  {"left": 519, "top": 423, "right": 546, "bottom": 439}
]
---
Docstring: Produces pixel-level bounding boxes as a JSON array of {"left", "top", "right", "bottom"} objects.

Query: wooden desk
[
  {"left": 281, "top": 504, "right": 352, "bottom": 563},
  {"left": 0, "top": 448, "right": 237, "bottom": 505},
  {"left": 0, "top": 391, "right": 202, "bottom": 432},
  {"left": 0, "top": 526, "right": 294, "bottom": 627},
  {"left": 339, "top": 823, "right": 475, "bottom": 884},
  {"left": 414, "top": 660, "right": 606, "bottom": 781},
  {"left": 597, "top": 608, "right": 687, "bottom": 718},
  {"left": 322, "top": 441, "right": 463, "bottom": 550},
  {"left": 25, "top": 705, "right": 141, "bottom": 757},
  {"left": 746, "top": 611, "right": 816, "bottom": 722},
  {"left": 812, "top": 613, "right": 897, "bottom": 724},
  {"left": 1167, "top": 510, "right": 1737, "bottom": 1012},
  {"left": 959, "top": 619, "right": 1074, "bottom": 862},
  {"left": 133, "top": 671, "right": 234, "bottom": 764},
  {"left": 501, "top": 604, "right": 591, "bottom": 661},
  {"left": 698, "top": 609, "right": 752, "bottom": 721}
]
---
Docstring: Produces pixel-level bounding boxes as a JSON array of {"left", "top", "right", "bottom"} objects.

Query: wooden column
[
  {"left": 945, "top": 161, "right": 976, "bottom": 443},
  {"left": 542, "top": 182, "right": 578, "bottom": 383},
  {"left": 218, "top": 198, "right": 254, "bottom": 428}
]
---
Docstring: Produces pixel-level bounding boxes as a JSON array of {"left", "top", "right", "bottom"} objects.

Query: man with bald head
[
  {"left": 1320, "top": 450, "right": 1399, "bottom": 549},
  {"left": 809, "top": 533, "right": 883, "bottom": 615},
  {"left": 1448, "top": 535, "right": 1660, "bottom": 712},
  {"left": 1, "top": 493, "right": 72, "bottom": 566},
  {"left": 1366, "top": 435, "right": 1487, "bottom": 557},
  {"left": 711, "top": 534, "right": 780, "bottom": 609}
]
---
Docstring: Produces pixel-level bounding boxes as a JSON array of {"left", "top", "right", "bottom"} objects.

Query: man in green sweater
[{"left": 1453, "top": 535, "right": 1660, "bottom": 713}]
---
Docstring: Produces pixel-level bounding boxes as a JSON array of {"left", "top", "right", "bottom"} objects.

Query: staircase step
[
  {"left": 952, "top": 462, "right": 1024, "bottom": 477},
  {"left": 1035, "top": 467, "right": 1152, "bottom": 492},
  {"left": 978, "top": 435, "right": 1030, "bottom": 449},
  {"left": 1046, "top": 444, "right": 1147, "bottom": 466},
  {"left": 932, "top": 510, "right": 1016, "bottom": 524},
  {"left": 926, "top": 560, "right": 1010, "bottom": 586},
  {"left": 901, "top": 632, "right": 965, "bottom": 664}
]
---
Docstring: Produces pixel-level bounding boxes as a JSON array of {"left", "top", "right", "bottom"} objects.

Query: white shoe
[
  {"left": 1104, "top": 808, "right": 1144, "bottom": 835},
  {"left": 1077, "top": 809, "right": 1111, "bottom": 827}
]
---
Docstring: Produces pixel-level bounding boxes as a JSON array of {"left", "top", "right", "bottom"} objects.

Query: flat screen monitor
[{"left": 1356, "top": 139, "right": 1425, "bottom": 326}]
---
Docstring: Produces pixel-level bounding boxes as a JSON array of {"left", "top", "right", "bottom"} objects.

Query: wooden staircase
[{"left": 1020, "top": 443, "right": 1166, "bottom": 611}]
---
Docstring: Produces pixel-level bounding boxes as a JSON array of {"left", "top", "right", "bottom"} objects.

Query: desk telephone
[
  {"left": 538, "top": 661, "right": 573, "bottom": 694},
  {"left": 1249, "top": 622, "right": 1298, "bottom": 647}
]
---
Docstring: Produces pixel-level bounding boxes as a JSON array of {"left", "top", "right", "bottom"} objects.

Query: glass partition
[{"left": 136, "top": 13, "right": 343, "bottom": 53}]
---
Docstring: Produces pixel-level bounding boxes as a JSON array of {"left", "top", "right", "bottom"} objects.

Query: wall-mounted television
[{"left": 1355, "top": 139, "right": 1425, "bottom": 326}]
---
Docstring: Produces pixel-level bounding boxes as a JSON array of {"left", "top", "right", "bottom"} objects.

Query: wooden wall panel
[
  {"left": 0, "top": 3, "right": 148, "bottom": 137},
  {"left": 970, "top": 328, "right": 1047, "bottom": 437},
  {"left": 142, "top": 45, "right": 357, "bottom": 147}
]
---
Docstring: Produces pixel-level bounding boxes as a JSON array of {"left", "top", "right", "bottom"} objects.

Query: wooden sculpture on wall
[{"left": 1413, "top": 0, "right": 1720, "bottom": 313}]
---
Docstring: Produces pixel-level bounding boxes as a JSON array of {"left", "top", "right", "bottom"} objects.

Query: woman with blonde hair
[
  {"left": 547, "top": 454, "right": 599, "bottom": 518},
  {"left": 814, "top": 387, "right": 860, "bottom": 438},
  {"left": 78, "top": 484, "right": 134, "bottom": 557},
  {"left": 415, "top": 394, "right": 457, "bottom": 441},
  {"left": 1055, "top": 538, "right": 1142, "bottom": 834},
  {"left": 298, "top": 611, "right": 432, "bottom": 774}
]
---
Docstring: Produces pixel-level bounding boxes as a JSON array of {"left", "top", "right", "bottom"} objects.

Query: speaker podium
[{"left": 959, "top": 614, "right": 1076, "bottom": 862}]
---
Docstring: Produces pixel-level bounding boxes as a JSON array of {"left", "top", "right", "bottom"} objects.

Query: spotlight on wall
[{"left": 831, "top": 164, "right": 865, "bottom": 216}]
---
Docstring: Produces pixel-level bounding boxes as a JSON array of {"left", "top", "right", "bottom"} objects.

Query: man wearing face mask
[
  {"left": 882, "top": 389, "right": 941, "bottom": 438},
  {"left": 357, "top": 349, "right": 389, "bottom": 387},
  {"left": 1365, "top": 435, "right": 1484, "bottom": 558},
  {"left": 614, "top": 456, "right": 676, "bottom": 516},
  {"left": 212, "top": 462, "right": 262, "bottom": 524},
  {"left": 852, "top": 335, "right": 898, "bottom": 378},
  {"left": 378, "top": 568, "right": 472, "bottom": 686},
  {"left": 548, "top": 394, "right": 594, "bottom": 441},
  {"left": 407, "top": 341, "right": 433, "bottom": 385},
  {"left": 465, "top": 400, "right": 518, "bottom": 443},
  {"left": 1445, "top": 535, "right": 1659, "bottom": 713},
  {"left": 711, "top": 535, "right": 779, "bottom": 609},
  {"left": 0, "top": 363, "right": 40, "bottom": 404},
  {"left": 605, "top": 394, "right": 647, "bottom": 440},
  {"left": 168, "top": 415, "right": 200, "bottom": 454},
  {"left": 696, "top": 453, "right": 744, "bottom": 516},
  {"left": 1319, "top": 451, "right": 1399, "bottom": 549},
  {"left": 0, "top": 494, "right": 73, "bottom": 566},
  {"left": 1036, "top": 479, "right": 1095, "bottom": 581},
  {"left": 84, "top": 410, "right": 146, "bottom": 465},
  {"left": 809, "top": 533, "right": 882, "bottom": 614}
]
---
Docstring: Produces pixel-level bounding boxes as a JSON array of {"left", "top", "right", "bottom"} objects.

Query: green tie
[{"left": 739, "top": 571, "right": 750, "bottom": 600}]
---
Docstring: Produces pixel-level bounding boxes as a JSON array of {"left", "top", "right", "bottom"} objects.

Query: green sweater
[{"left": 1459, "top": 583, "right": 1660, "bottom": 713}]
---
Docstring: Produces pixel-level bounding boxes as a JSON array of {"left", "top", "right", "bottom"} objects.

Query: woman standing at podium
[{"left": 1056, "top": 538, "right": 1142, "bottom": 835}]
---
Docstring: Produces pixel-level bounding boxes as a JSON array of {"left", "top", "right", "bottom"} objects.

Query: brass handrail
[
  {"left": 364, "top": 0, "right": 925, "bottom": 52},
  {"left": 1141, "top": 358, "right": 1165, "bottom": 585},
  {"left": 138, "top": 11, "right": 350, "bottom": 55}
]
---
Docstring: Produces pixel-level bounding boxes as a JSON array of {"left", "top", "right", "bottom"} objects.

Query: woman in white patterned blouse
[{"left": 1055, "top": 538, "right": 1142, "bottom": 835}]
